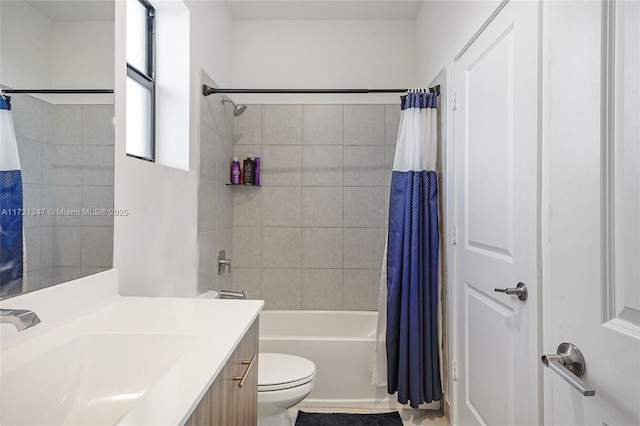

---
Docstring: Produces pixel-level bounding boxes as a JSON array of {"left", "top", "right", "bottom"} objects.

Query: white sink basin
[
  {"left": 0, "top": 270, "right": 264, "bottom": 425},
  {"left": 1, "top": 332, "right": 196, "bottom": 425}
]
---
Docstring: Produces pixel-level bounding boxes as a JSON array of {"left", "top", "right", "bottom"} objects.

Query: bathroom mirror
[{"left": 0, "top": 0, "right": 115, "bottom": 299}]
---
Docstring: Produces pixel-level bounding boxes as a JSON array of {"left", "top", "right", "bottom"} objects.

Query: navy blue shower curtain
[
  {"left": 0, "top": 94, "right": 24, "bottom": 297},
  {"left": 385, "top": 91, "right": 442, "bottom": 408}
]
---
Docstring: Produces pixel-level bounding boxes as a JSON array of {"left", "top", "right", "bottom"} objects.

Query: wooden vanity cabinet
[{"left": 185, "top": 319, "right": 259, "bottom": 426}]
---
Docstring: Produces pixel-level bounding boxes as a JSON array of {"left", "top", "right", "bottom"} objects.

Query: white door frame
[{"left": 428, "top": 67, "right": 455, "bottom": 421}]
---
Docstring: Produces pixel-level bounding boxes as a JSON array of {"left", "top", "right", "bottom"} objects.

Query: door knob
[
  {"left": 541, "top": 342, "right": 595, "bottom": 396},
  {"left": 494, "top": 282, "right": 528, "bottom": 301}
]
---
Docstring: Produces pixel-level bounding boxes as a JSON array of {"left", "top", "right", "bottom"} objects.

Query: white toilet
[{"left": 257, "top": 353, "right": 316, "bottom": 426}]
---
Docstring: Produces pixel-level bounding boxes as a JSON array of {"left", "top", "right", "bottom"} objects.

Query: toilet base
[{"left": 257, "top": 379, "right": 314, "bottom": 426}]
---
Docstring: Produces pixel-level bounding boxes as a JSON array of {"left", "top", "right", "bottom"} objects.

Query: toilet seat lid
[{"left": 258, "top": 353, "right": 315, "bottom": 390}]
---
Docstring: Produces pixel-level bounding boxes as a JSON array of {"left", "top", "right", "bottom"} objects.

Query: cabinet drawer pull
[{"left": 233, "top": 354, "right": 257, "bottom": 389}]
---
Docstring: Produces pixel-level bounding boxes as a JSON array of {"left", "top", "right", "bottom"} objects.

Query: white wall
[
  {"left": 190, "top": 0, "right": 233, "bottom": 90},
  {"left": 416, "top": 0, "right": 501, "bottom": 86},
  {"left": 1, "top": 0, "right": 53, "bottom": 91},
  {"left": 112, "top": 0, "right": 501, "bottom": 298},
  {"left": 231, "top": 20, "right": 418, "bottom": 104},
  {"left": 114, "top": 0, "right": 234, "bottom": 297},
  {"left": 0, "top": 0, "right": 114, "bottom": 105},
  {"left": 51, "top": 21, "right": 115, "bottom": 104},
  {"left": 413, "top": 1, "right": 501, "bottom": 419}
]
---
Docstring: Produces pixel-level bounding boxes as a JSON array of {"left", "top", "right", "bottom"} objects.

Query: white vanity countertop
[{"left": 0, "top": 269, "right": 264, "bottom": 425}]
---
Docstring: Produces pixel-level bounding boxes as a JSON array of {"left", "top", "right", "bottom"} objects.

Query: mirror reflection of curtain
[{"left": 0, "top": 94, "right": 24, "bottom": 297}]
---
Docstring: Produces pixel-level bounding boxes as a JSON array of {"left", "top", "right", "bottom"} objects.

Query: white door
[
  {"left": 453, "top": 1, "right": 539, "bottom": 425},
  {"left": 544, "top": 1, "right": 640, "bottom": 424}
]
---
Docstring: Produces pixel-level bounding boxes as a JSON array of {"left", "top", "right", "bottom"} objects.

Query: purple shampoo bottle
[{"left": 231, "top": 158, "right": 241, "bottom": 185}]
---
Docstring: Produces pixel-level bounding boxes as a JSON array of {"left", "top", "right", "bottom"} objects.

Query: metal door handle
[
  {"left": 541, "top": 343, "right": 595, "bottom": 396},
  {"left": 494, "top": 282, "right": 528, "bottom": 301}
]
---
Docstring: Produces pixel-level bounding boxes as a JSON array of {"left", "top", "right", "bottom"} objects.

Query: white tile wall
[
  {"left": 12, "top": 94, "right": 114, "bottom": 292},
  {"left": 22, "top": 183, "right": 41, "bottom": 228},
  {"left": 200, "top": 126, "right": 218, "bottom": 181},
  {"left": 302, "top": 268, "right": 343, "bottom": 310},
  {"left": 82, "top": 186, "right": 114, "bottom": 227},
  {"left": 52, "top": 186, "right": 82, "bottom": 226},
  {"left": 302, "top": 227, "right": 343, "bottom": 269},
  {"left": 344, "top": 105, "right": 385, "bottom": 146},
  {"left": 302, "top": 145, "right": 344, "bottom": 186},
  {"left": 199, "top": 230, "right": 217, "bottom": 287},
  {"left": 385, "top": 104, "right": 401, "bottom": 146},
  {"left": 262, "top": 105, "right": 302, "bottom": 145},
  {"left": 233, "top": 187, "right": 262, "bottom": 227},
  {"left": 343, "top": 227, "right": 386, "bottom": 269},
  {"left": 233, "top": 227, "right": 261, "bottom": 268},
  {"left": 53, "top": 105, "right": 82, "bottom": 145},
  {"left": 261, "top": 186, "right": 302, "bottom": 227},
  {"left": 232, "top": 267, "right": 261, "bottom": 300},
  {"left": 261, "top": 227, "right": 302, "bottom": 268},
  {"left": 11, "top": 94, "right": 43, "bottom": 141},
  {"left": 80, "top": 226, "right": 114, "bottom": 267},
  {"left": 343, "top": 186, "right": 385, "bottom": 228},
  {"left": 24, "top": 228, "right": 42, "bottom": 272},
  {"left": 261, "top": 268, "right": 302, "bottom": 309},
  {"left": 198, "top": 178, "right": 217, "bottom": 232},
  {"left": 52, "top": 145, "right": 83, "bottom": 185},
  {"left": 343, "top": 145, "right": 386, "bottom": 186},
  {"left": 16, "top": 138, "right": 43, "bottom": 184},
  {"left": 303, "top": 105, "right": 344, "bottom": 146},
  {"left": 82, "top": 105, "right": 115, "bottom": 146},
  {"left": 343, "top": 269, "right": 381, "bottom": 310},
  {"left": 302, "top": 186, "right": 343, "bottom": 227},
  {"left": 83, "top": 146, "right": 114, "bottom": 185},
  {"left": 51, "top": 226, "right": 82, "bottom": 267},
  {"left": 198, "top": 72, "right": 236, "bottom": 294},
  {"left": 262, "top": 145, "right": 302, "bottom": 186},
  {"left": 232, "top": 103, "right": 401, "bottom": 310}
]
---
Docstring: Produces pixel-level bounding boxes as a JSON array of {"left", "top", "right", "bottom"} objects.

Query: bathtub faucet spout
[
  {"left": 220, "top": 290, "right": 245, "bottom": 299},
  {"left": 0, "top": 309, "right": 41, "bottom": 331}
]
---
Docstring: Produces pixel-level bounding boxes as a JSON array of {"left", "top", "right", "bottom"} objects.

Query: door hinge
[
  {"left": 452, "top": 226, "right": 457, "bottom": 245},
  {"left": 453, "top": 91, "right": 457, "bottom": 110},
  {"left": 453, "top": 360, "right": 458, "bottom": 380}
]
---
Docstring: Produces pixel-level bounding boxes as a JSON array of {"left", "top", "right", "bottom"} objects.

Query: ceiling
[
  {"left": 225, "top": 0, "right": 425, "bottom": 20},
  {"left": 25, "top": 0, "right": 114, "bottom": 22},
  {"left": 24, "top": 0, "right": 424, "bottom": 22}
]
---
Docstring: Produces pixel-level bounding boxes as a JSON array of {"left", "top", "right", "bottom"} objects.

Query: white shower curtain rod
[{"left": 203, "top": 85, "right": 440, "bottom": 96}]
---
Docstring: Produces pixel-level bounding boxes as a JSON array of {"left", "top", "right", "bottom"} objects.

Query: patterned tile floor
[{"left": 289, "top": 407, "right": 449, "bottom": 425}]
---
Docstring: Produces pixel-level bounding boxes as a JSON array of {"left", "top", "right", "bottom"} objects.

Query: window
[{"left": 126, "top": 0, "right": 155, "bottom": 161}]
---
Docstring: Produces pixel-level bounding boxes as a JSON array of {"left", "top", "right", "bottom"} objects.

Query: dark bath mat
[{"left": 295, "top": 410, "right": 403, "bottom": 426}]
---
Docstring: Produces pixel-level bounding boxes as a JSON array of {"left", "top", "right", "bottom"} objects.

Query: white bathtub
[{"left": 259, "top": 310, "right": 440, "bottom": 410}]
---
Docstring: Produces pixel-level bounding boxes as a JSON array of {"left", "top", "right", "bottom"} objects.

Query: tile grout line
[
  {"left": 299, "top": 104, "right": 304, "bottom": 296},
  {"left": 341, "top": 104, "right": 346, "bottom": 309}
]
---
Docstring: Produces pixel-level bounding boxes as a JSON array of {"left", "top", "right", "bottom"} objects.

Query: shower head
[{"left": 222, "top": 97, "right": 247, "bottom": 117}]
